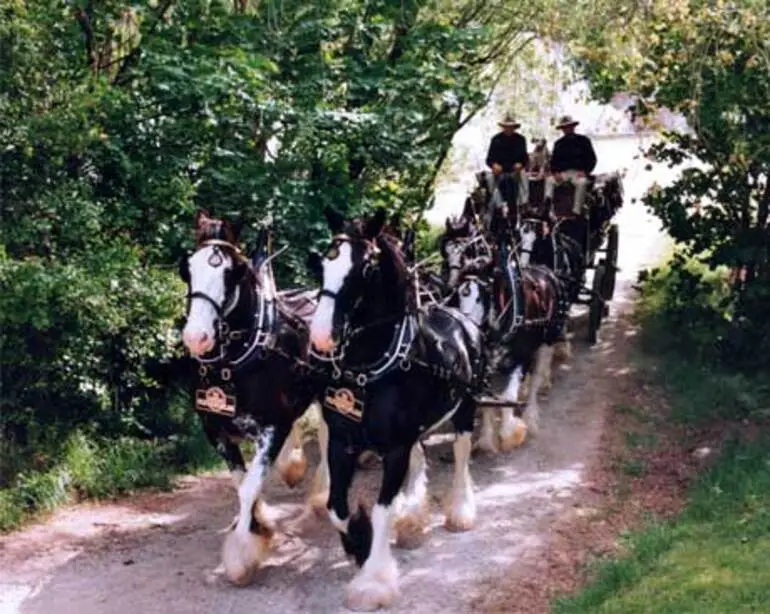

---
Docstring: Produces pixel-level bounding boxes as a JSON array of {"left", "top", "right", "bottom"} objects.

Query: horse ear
[
  {"left": 365, "top": 208, "right": 387, "bottom": 239},
  {"left": 194, "top": 209, "right": 212, "bottom": 229},
  {"left": 230, "top": 217, "right": 245, "bottom": 242},
  {"left": 306, "top": 251, "right": 323, "bottom": 281},
  {"left": 323, "top": 207, "right": 345, "bottom": 234}
]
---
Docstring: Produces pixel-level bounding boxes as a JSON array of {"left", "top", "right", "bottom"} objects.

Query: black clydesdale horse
[
  {"left": 179, "top": 210, "right": 329, "bottom": 585},
  {"left": 306, "top": 207, "right": 484, "bottom": 611}
]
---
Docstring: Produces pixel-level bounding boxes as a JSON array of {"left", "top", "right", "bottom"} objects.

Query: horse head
[
  {"left": 179, "top": 209, "right": 256, "bottom": 357},
  {"left": 307, "top": 207, "right": 412, "bottom": 354}
]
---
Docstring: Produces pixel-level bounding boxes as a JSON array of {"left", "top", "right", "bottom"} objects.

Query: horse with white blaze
[
  {"left": 444, "top": 208, "right": 571, "bottom": 452},
  {"left": 306, "top": 207, "right": 485, "bottom": 611},
  {"left": 179, "top": 209, "right": 330, "bottom": 586}
]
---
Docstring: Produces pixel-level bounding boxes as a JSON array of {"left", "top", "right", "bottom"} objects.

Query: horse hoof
[
  {"left": 500, "top": 419, "right": 528, "bottom": 451},
  {"left": 279, "top": 451, "right": 308, "bottom": 488},
  {"left": 394, "top": 503, "right": 430, "bottom": 549},
  {"left": 474, "top": 438, "right": 499, "bottom": 455},
  {"left": 345, "top": 560, "right": 400, "bottom": 612},
  {"left": 307, "top": 489, "right": 330, "bottom": 517},
  {"left": 357, "top": 450, "right": 381, "bottom": 470},
  {"left": 221, "top": 529, "right": 271, "bottom": 586},
  {"left": 444, "top": 507, "right": 476, "bottom": 533}
]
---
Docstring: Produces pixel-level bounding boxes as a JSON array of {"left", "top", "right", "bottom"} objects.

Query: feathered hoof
[
  {"left": 307, "top": 489, "right": 330, "bottom": 517},
  {"left": 221, "top": 529, "right": 272, "bottom": 586},
  {"left": 474, "top": 436, "right": 499, "bottom": 456},
  {"left": 345, "top": 559, "right": 400, "bottom": 612},
  {"left": 444, "top": 504, "right": 476, "bottom": 533},
  {"left": 357, "top": 450, "right": 381, "bottom": 470},
  {"left": 278, "top": 449, "right": 308, "bottom": 488},
  {"left": 394, "top": 501, "right": 430, "bottom": 549},
  {"left": 554, "top": 339, "right": 572, "bottom": 362},
  {"left": 499, "top": 418, "right": 528, "bottom": 451}
]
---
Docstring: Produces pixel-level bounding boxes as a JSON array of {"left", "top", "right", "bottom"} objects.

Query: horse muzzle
[{"left": 183, "top": 330, "right": 215, "bottom": 357}]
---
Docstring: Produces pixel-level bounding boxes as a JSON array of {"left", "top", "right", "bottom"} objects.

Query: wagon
[{"left": 522, "top": 172, "right": 623, "bottom": 343}]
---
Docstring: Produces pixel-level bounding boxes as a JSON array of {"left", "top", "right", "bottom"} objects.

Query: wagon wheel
[
  {"left": 603, "top": 223, "right": 620, "bottom": 301},
  {"left": 588, "top": 263, "right": 606, "bottom": 344}
]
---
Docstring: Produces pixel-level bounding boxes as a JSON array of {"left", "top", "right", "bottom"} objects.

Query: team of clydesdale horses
[{"left": 178, "top": 196, "right": 577, "bottom": 610}]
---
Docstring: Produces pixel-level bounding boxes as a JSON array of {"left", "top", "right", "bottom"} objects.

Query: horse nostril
[{"left": 199, "top": 333, "right": 209, "bottom": 345}]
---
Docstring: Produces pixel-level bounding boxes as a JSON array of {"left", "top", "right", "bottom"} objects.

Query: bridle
[
  {"left": 316, "top": 233, "right": 381, "bottom": 303},
  {"left": 185, "top": 239, "right": 245, "bottom": 325}
]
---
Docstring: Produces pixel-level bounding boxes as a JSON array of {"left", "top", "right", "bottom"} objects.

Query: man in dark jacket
[
  {"left": 545, "top": 115, "right": 597, "bottom": 215},
  {"left": 485, "top": 113, "right": 529, "bottom": 208}
]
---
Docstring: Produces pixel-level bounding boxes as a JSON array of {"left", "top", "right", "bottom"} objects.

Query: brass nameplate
[
  {"left": 323, "top": 387, "right": 364, "bottom": 422},
  {"left": 195, "top": 386, "right": 236, "bottom": 417}
]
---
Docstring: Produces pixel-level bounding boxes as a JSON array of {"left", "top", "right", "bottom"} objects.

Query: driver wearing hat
[
  {"left": 485, "top": 113, "right": 529, "bottom": 207},
  {"left": 544, "top": 115, "right": 597, "bottom": 215}
]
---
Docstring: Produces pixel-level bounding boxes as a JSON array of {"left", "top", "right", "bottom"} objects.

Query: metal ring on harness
[
  {"left": 221, "top": 368, "right": 232, "bottom": 381},
  {"left": 400, "top": 358, "right": 412, "bottom": 372},
  {"left": 356, "top": 373, "right": 368, "bottom": 387},
  {"left": 198, "top": 365, "right": 208, "bottom": 377}
]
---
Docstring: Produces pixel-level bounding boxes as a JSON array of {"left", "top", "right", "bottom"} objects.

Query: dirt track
[{"left": 1, "top": 140, "right": 673, "bottom": 614}]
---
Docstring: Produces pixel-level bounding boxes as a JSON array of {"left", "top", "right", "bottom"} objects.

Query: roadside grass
[
  {"left": 553, "top": 259, "right": 770, "bottom": 613},
  {"left": 554, "top": 437, "right": 770, "bottom": 614},
  {"left": 0, "top": 401, "right": 325, "bottom": 533},
  {"left": 0, "top": 426, "right": 221, "bottom": 533}
]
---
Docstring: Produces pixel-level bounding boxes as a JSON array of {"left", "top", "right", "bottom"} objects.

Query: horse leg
[
  {"left": 201, "top": 417, "right": 245, "bottom": 533},
  {"left": 221, "top": 425, "right": 286, "bottom": 586},
  {"left": 499, "top": 366, "right": 528, "bottom": 451},
  {"left": 393, "top": 441, "right": 429, "bottom": 549},
  {"left": 476, "top": 406, "right": 498, "bottom": 454},
  {"left": 307, "top": 409, "right": 330, "bottom": 515},
  {"left": 275, "top": 418, "right": 308, "bottom": 488},
  {"left": 445, "top": 398, "right": 477, "bottom": 531},
  {"left": 524, "top": 344, "right": 554, "bottom": 437},
  {"left": 346, "top": 446, "right": 410, "bottom": 612}
]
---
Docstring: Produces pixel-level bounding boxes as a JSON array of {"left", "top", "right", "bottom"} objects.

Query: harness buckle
[
  {"left": 219, "top": 321, "right": 230, "bottom": 336},
  {"left": 221, "top": 368, "right": 232, "bottom": 381},
  {"left": 199, "top": 365, "right": 209, "bottom": 377}
]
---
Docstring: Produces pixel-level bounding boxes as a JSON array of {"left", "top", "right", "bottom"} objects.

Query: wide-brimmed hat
[
  {"left": 498, "top": 113, "right": 521, "bottom": 128},
  {"left": 556, "top": 114, "right": 579, "bottom": 129}
]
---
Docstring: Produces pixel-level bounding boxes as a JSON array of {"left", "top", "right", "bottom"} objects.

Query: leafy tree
[{"left": 567, "top": 0, "right": 770, "bottom": 367}]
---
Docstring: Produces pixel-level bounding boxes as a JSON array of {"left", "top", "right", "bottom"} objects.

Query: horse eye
[
  {"left": 326, "top": 246, "right": 339, "bottom": 260},
  {"left": 461, "top": 285, "right": 471, "bottom": 297}
]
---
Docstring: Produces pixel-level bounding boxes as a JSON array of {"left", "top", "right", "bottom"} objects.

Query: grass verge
[
  {"left": 0, "top": 427, "right": 221, "bottom": 533},
  {"left": 554, "top": 259, "right": 770, "bottom": 613},
  {"left": 554, "top": 436, "right": 770, "bottom": 614}
]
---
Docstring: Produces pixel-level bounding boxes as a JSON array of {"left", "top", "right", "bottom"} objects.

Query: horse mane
[{"left": 376, "top": 231, "right": 416, "bottom": 312}]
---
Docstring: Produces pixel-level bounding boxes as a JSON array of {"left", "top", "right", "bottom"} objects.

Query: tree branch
[
  {"left": 113, "top": 0, "right": 176, "bottom": 86},
  {"left": 74, "top": 3, "right": 96, "bottom": 73}
]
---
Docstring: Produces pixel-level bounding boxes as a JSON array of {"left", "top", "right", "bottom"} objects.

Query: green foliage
[
  {"left": 3, "top": 0, "right": 571, "bottom": 521},
  {"left": 637, "top": 253, "right": 770, "bottom": 373},
  {"left": 554, "top": 437, "right": 770, "bottom": 614},
  {"left": 570, "top": 1, "right": 770, "bottom": 358},
  {"left": 0, "top": 429, "right": 219, "bottom": 532}
]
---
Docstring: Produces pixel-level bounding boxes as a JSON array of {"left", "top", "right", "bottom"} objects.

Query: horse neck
[
  {"left": 225, "top": 274, "right": 258, "bottom": 332},
  {"left": 346, "top": 250, "right": 410, "bottom": 365}
]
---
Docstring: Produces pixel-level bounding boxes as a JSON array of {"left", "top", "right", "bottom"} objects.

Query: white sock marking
[
  {"left": 234, "top": 427, "right": 274, "bottom": 538},
  {"left": 500, "top": 366, "right": 524, "bottom": 438}
]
